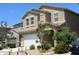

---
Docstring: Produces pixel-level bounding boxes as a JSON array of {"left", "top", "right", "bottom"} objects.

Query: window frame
[
  {"left": 52, "top": 11, "right": 59, "bottom": 22},
  {"left": 30, "top": 17, "right": 34, "bottom": 25},
  {"left": 26, "top": 18, "right": 29, "bottom": 25}
]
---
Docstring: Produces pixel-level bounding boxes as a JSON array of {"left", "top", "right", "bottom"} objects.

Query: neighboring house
[
  {"left": 14, "top": 5, "right": 79, "bottom": 49},
  {"left": 0, "top": 21, "right": 22, "bottom": 48},
  {"left": 13, "top": 22, "right": 23, "bottom": 28},
  {"left": 11, "top": 22, "right": 23, "bottom": 47},
  {"left": 0, "top": 26, "right": 11, "bottom": 47},
  {"left": 0, "top": 23, "right": 17, "bottom": 48}
]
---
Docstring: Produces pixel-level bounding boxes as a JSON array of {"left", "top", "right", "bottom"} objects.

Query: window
[
  {"left": 31, "top": 17, "right": 34, "bottom": 24},
  {"left": 54, "top": 17, "right": 58, "bottom": 21},
  {"left": 26, "top": 19, "right": 29, "bottom": 25},
  {"left": 53, "top": 13, "right": 59, "bottom": 17},
  {"left": 53, "top": 12, "right": 59, "bottom": 22},
  {"left": 26, "top": 17, "right": 34, "bottom": 26}
]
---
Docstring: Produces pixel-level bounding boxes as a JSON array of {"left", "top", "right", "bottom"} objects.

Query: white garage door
[{"left": 23, "top": 33, "right": 40, "bottom": 49}]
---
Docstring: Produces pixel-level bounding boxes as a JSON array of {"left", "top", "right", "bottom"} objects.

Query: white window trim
[
  {"left": 52, "top": 11, "right": 60, "bottom": 22},
  {"left": 25, "top": 16, "right": 35, "bottom": 27},
  {"left": 30, "top": 17, "right": 35, "bottom": 25},
  {"left": 26, "top": 18, "right": 29, "bottom": 25}
]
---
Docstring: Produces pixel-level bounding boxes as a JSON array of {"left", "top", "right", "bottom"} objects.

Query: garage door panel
[
  {"left": 24, "top": 34, "right": 39, "bottom": 39},
  {"left": 23, "top": 33, "right": 40, "bottom": 49}
]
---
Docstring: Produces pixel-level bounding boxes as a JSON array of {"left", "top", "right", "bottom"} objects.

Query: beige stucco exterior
[
  {"left": 21, "top": 5, "right": 79, "bottom": 35},
  {"left": 22, "top": 13, "right": 38, "bottom": 33},
  {"left": 22, "top": 12, "right": 50, "bottom": 33},
  {"left": 22, "top": 7, "right": 66, "bottom": 32},
  {"left": 40, "top": 7, "right": 66, "bottom": 25},
  {"left": 39, "top": 13, "right": 46, "bottom": 24},
  {"left": 17, "top": 5, "right": 79, "bottom": 49}
]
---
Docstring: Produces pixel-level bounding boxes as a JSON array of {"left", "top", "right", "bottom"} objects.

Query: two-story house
[{"left": 17, "top": 5, "right": 79, "bottom": 49}]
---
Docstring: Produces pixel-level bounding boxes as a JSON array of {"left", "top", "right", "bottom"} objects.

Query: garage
[{"left": 23, "top": 33, "right": 41, "bottom": 49}]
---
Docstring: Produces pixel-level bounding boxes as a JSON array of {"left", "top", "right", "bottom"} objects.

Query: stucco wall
[
  {"left": 40, "top": 7, "right": 66, "bottom": 25},
  {"left": 22, "top": 13, "right": 38, "bottom": 31},
  {"left": 39, "top": 13, "right": 46, "bottom": 24}
]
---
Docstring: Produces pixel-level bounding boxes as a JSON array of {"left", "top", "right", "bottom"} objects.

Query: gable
[
  {"left": 39, "top": 5, "right": 79, "bottom": 16},
  {"left": 22, "top": 11, "right": 39, "bottom": 19},
  {"left": 39, "top": 5, "right": 64, "bottom": 12}
]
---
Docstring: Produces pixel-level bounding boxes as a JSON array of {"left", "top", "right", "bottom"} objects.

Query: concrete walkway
[{"left": 0, "top": 48, "right": 18, "bottom": 55}]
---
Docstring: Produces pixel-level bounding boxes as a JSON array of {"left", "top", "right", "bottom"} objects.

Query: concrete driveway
[{"left": 0, "top": 48, "right": 18, "bottom": 55}]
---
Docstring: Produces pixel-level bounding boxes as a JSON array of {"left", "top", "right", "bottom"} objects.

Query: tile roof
[
  {"left": 32, "top": 8, "right": 50, "bottom": 13},
  {"left": 13, "top": 22, "right": 23, "bottom": 28},
  {"left": 39, "top": 5, "right": 79, "bottom": 16},
  {"left": 22, "top": 8, "right": 50, "bottom": 19},
  {"left": 22, "top": 5, "right": 79, "bottom": 19}
]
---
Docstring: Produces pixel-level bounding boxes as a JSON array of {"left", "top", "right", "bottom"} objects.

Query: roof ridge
[
  {"left": 39, "top": 5, "right": 79, "bottom": 15},
  {"left": 31, "top": 8, "right": 50, "bottom": 13}
]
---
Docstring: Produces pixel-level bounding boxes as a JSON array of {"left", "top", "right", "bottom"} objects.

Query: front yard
[
  {"left": 0, "top": 23, "right": 78, "bottom": 55},
  {"left": 0, "top": 47, "right": 71, "bottom": 55}
]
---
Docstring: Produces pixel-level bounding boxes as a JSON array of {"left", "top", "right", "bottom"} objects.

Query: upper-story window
[
  {"left": 31, "top": 17, "right": 34, "bottom": 24},
  {"left": 26, "top": 19, "right": 29, "bottom": 25},
  {"left": 53, "top": 12, "right": 59, "bottom": 22},
  {"left": 26, "top": 17, "right": 34, "bottom": 26}
]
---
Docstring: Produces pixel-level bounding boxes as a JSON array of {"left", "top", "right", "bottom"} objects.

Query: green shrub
[
  {"left": 0, "top": 46, "right": 3, "bottom": 50},
  {"left": 30, "top": 44, "right": 35, "bottom": 50},
  {"left": 42, "top": 43, "right": 52, "bottom": 50},
  {"left": 39, "top": 48, "right": 46, "bottom": 53},
  {"left": 8, "top": 43, "right": 16, "bottom": 48},
  {"left": 37, "top": 45, "right": 41, "bottom": 49},
  {"left": 54, "top": 42, "right": 69, "bottom": 54}
]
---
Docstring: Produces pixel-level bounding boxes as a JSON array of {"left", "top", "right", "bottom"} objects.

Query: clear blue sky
[{"left": 0, "top": 3, "right": 79, "bottom": 25}]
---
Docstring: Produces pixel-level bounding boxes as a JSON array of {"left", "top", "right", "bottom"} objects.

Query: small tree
[
  {"left": 0, "top": 30, "right": 16, "bottom": 48},
  {"left": 37, "top": 23, "right": 54, "bottom": 50},
  {"left": 56, "top": 27, "right": 78, "bottom": 44},
  {"left": 54, "top": 27, "right": 78, "bottom": 53},
  {"left": 54, "top": 41, "right": 69, "bottom": 54}
]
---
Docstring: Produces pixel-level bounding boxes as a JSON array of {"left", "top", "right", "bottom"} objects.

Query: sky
[{"left": 0, "top": 3, "right": 79, "bottom": 25}]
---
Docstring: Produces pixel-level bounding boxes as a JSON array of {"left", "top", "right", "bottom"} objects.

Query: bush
[
  {"left": 42, "top": 43, "right": 52, "bottom": 50},
  {"left": 54, "top": 42, "right": 69, "bottom": 54},
  {"left": 39, "top": 48, "right": 46, "bottom": 53},
  {"left": 8, "top": 43, "right": 16, "bottom": 48},
  {"left": 37, "top": 45, "right": 41, "bottom": 49},
  {"left": 0, "top": 46, "right": 3, "bottom": 50},
  {"left": 30, "top": 44, "right": 35, "bottom": 50}
]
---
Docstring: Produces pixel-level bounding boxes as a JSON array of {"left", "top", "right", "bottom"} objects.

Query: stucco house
[
  {"left": 13, "top": 5, "right": 79, "bottom": 50},
  {"left": 0, "top": 22, "right": 17, "bottom": 48}
]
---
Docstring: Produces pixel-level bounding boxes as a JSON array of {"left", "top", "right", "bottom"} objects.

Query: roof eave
[
  {"left": 39, "top": 5, "right": 79, "bottom": 16},
  {"left": 22, "top": 11, "right": 39, "bottom": 19}
]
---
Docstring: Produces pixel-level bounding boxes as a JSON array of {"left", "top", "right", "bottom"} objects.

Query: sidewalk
[{"left": 0, "top": 48, "right": 18, "bottom": 55}]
